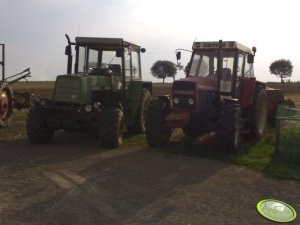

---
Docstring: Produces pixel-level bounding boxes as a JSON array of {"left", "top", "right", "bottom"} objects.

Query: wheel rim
[
  {"left": 234, "top": 120, "right": 240, "bottom": 147},
  {"left": 142, "top": 98, "right": 150, "bottom": 129},
  {"left": 257, "top": 96, "right": 267, "bottom": 134},
  {"left": 118, "top": 114, "right": 124, "bottom": 145},
  {"left": 0, "top": 90, "right": 9, "bottom": 119}
]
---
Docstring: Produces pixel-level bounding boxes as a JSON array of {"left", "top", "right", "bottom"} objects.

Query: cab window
[
  {"left": 78, "top": 46, "right": 86, "bottom": 72},
  {"left": 237, "top": 53, "right": 244, "bottom": 76},
  {"left": 244, "top": 54, "right": 254, "bottom": 77},
  {"left": 124, "top": 48, "right": 131, "bottom": 82},
  {"left": 131, "top": 51, "right": 140, "bottom": 79}
]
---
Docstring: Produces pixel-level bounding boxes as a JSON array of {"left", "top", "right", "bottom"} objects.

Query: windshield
[
  {"left": 188, "top": 50, "right": 235, "bottom": 77},
  {"left": 76, "top": 46, "right": 122, "bottom": 74}
]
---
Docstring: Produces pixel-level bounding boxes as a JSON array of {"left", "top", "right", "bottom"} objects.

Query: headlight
[
  {"left": 173, "top": 97, "right": 179, "bottom": 104},
  {"left": 84, "top": 104, "right": 93, "bottom": 112},
  {"left": 40, "top": 99, "right": 46, "bottom": 106},
  {"left": 188, "top": 98, "right": 194, "bottom": 105},
  {"left": 33, "top": 96, "right": 41, "bottom": 103},
  {"left": 93, "top": 102, "right": 101, "bottom": 109}
]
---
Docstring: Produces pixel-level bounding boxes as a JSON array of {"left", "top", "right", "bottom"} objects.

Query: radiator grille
[
  {"left": 53, "top": 76, "right": 81, "bottom": 103},
  {"left": 173, "top": 81, "right": 195, "bottom": 90}
]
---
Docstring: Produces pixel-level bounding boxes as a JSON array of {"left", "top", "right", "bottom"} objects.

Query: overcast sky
[{"left": 1, "top": 0, "right": 300, "bottom": 82}]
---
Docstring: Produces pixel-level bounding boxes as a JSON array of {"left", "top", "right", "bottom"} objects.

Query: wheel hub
[{"left": 0, "top": 90, "right": 9, "bottom": 119}]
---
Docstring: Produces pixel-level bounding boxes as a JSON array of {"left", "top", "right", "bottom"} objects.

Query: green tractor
[{"left": 26, "top": 35, "right": 152, "bottom": 147}]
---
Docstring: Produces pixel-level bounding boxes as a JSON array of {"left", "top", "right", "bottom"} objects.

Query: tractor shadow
[
  {"left": 155, "top": 127, "right": 300, "bottom": 181},
  {"left": 0, "top": 130, "right": 124, "bottom": 166}
]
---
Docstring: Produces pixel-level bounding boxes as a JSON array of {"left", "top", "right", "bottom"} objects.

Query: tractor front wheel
[
  {"left": 145, "top": 100, "right": 171, "bottom": 147},
  {"left": 216, "top": 101, "right": 240, "bottom": 152},
  {"left": 26, "top": 105, "right": 54, "bottom": 143},
  {"left": 128, "top": 89, "right": 151, "bottom": 134},
  {"left": 99, "top": 108, "right": 124, "bottom": 148}
]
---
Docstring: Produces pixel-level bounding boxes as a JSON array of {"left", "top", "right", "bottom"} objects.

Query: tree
[
  {"left": 151, "top": 60, "right": 177, "bottom": 83},
  {"left": 269, "top": 59, "right": 293, "bottom": 83}
]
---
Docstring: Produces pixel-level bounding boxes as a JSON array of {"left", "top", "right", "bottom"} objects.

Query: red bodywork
[
  {"left": 239, "top": 77, "right": 256, "bottom": 108},
  {"left": 173, "top": 76, "right": 217, "bottom": 110},
  {"left": 166, "top": 76, "right": 217, "bottom": 128},
  {"left": 165, "top": 76, "right": 264, "bottom": 128}
]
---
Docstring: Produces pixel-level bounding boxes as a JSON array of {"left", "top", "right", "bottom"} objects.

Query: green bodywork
[
  {"left": 49, "top": 73, "right": 149, "bottom": 129},
  {"left": 125, "top": 80, "right": 144, "bottom": 126},
  {"left": 44, "top": 36, "right": 151, "bottom": 131},
  {"left": 53, "top": 74, "right": 113, "bottom": 105}
]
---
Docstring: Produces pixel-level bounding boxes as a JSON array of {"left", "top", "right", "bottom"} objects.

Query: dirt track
[{"left": 0, "top": 132, "right": 300, "bottom": 225}]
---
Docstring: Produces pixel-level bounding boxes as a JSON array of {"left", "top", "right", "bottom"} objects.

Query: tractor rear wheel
[
  {"left": 26, "top": 105, "right": 54, "bottom": 143},
  {"left": 283, "top": 98, "right": 296, "bottom": 108},
  {"left": 216, "top": 101, "right": 240, "bottom": 152},
  {"left": 269, "top": 98, "right": 296, "bottom": 127},
  {"left": 247, "top": 87, "right": 268, "bottom": 138},
  {"left": 99, "top": 108, "right": 124, "bottom": 148},
  {"left": 145, "top": 100, "right": 171, "bottom": 147},
  {"left": 0, "top": 86, "right": 13, "bottom": 127},
  {"left": 128, "top": 89, "right": 151, "bottom": 134}
]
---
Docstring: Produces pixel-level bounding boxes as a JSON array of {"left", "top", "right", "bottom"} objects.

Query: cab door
[{"left": 237, "top": 52, "right": 256, "bottom": 108}]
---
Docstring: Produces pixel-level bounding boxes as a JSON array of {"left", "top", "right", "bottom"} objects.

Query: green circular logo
[{"left": 257, "top": 199, "right": 297, "bottom": 223}]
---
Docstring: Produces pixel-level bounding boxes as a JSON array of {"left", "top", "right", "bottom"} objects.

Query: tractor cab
[
  {"left": 173, "top": 41, "right": 258, "bottom": 114},
  {"left": 64, "top": 36, "right": 145, "bottom": 94},
  {"left": 179, "top": 41, "right": 256, "bottom": 95},
  {"left": 189, "top": 41, "right": 255, "bottom": 97}
]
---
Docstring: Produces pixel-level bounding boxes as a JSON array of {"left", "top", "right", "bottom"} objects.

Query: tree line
[{"left": 151, "top": 58, "right": 294, "bottom": 83}]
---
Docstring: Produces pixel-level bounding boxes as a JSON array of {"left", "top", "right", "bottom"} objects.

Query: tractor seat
[
  {"left": 221, "top": 68, "right": 232, "bottom": 81},
  {"left": 108, "top": 64, "right": 122, "bottom": 75}
]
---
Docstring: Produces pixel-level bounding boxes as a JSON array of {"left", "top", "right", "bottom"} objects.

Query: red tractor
[
  {"left": 145, "top": 40, "right": 268, "bottom": 151},
  {"left": 0, "top": 44, "right": 32, "bottom": 128}
]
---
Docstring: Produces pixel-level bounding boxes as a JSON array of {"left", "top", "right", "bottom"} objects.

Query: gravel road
[{"left": 0, "top": 132, "right": 299, "bottom": 225}]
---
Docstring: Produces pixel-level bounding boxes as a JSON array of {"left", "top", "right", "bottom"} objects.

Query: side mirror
[
  {"left": 176, "top": 51, "right": 181, "bottom": 60},
  {"left": 140, "top": 48, "right": 146, "bottom": 53},
  {"left": 247, "top": 54, "right": 254, "bottom": 64},
  {"left": 65, "top": 45, "right": 71, "bottom": 55},
  {"left": 116, "top": 48, "right": 123, "bottom": 57}
]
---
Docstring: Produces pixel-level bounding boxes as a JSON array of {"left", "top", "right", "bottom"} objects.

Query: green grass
[
  {"left": 160, "top": 128, "right": 300, "bottom": 182},
  {"left": 0, "top": 109, "right": 27, "bottom": 140}
]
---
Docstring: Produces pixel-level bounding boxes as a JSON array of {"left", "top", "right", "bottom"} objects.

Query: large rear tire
[
  {"left": 246, "top": 87, "right": 268, "bottom": 138},
  {"left": 99, "top": 108, "right": 124, "bottom": 148},
  {"left": 128, "top": 90, "right": 151, "bottom": 134},
  {"left": 26, "top": 105, "right": 54, "bottom": 143},
  {"left": 217, "top": 101, "right": 240, "bottom": 152},
  {"left": 145, "top": 100, "right": 171, "bottom": 147}
]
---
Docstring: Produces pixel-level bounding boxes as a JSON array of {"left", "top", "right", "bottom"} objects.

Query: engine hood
[{"left": 173, "top": 76, "right": 217, "bottom": 92}]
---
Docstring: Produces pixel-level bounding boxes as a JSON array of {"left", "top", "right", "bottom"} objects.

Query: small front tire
[
  {"left": 217, "top": 101, "right": 240, "bottom": 152},
  {"left": 99, "top": 108, "right": 124, "bottom": 148},
  {"left": 26, "top": 105, "right": 54, "bottom": 144},
  {"left": 145, "top": 100, "right": 171, "bottom": 147}
]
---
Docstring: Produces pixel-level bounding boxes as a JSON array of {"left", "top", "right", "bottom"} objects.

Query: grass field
[
  {"left": 2, "top": 82, "right": 300, "bottom": 182},
  {"left": 11, "top": 81, "right": 55, "bottom": 89}
]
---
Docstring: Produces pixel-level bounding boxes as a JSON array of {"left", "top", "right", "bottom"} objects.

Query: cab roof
[
  {"left": 192, "top": 41, "right": 252, "bottom": 54},
  {"left": 75, "top": 37, "right": 141, "bottom": 49}
]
